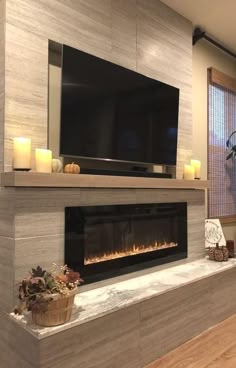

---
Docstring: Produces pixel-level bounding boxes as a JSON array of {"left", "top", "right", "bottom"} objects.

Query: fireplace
[{"left": 65, "top": 202, "right": 187, "bottom": 283}]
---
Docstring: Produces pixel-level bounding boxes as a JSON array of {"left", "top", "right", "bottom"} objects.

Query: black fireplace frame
[{"left": 65, "top": 202, "right": 188, "bottom": 283}]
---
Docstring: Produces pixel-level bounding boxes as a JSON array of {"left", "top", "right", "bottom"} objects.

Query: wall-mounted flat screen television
[{"left": 60, "top": 45, "right": 179, "bottom": 167}]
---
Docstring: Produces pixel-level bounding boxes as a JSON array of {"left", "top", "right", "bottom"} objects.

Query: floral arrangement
[{"left": 14, "top": 264, "right": 83, "bottom": 314}]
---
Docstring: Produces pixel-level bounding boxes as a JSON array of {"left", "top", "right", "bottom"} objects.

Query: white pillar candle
[
  {"left": 183, "top": 164, "right": 194, "bottom": 180},
  {"left": 13, "top": 137, "right": 31, "bottom": 170},
  {"left": 35, "top": 149, "right": 52, "bottom": 173},
  {"left": 191, "top": 159, "right": 201, "bottom": 179}
]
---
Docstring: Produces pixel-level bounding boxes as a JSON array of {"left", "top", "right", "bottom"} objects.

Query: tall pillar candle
[
  {"left": 183, "top": 164, "right": 194, "bottom": 180},
  {"left": 191, "top": 159, "right": 201, "bottom": 179},
  {"left": 35, "top": 149, "right": 52, "bottom": 173},
  {"left": 13, "top": 137, "right": 31, "bottom": 170}
]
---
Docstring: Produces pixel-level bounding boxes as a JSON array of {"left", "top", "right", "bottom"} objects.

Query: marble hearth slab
[{"left": 10, "top": 258, "right": 236, "bottom": 339}]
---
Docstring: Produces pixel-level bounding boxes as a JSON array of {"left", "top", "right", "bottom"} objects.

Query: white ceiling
[{"left": 161, "top": 0, "right": 236, "bottom": 54}]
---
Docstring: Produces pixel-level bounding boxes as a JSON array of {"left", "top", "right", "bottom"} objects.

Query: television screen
[{"left": 60, "top": 45, "right": 179, "bottom": 166}]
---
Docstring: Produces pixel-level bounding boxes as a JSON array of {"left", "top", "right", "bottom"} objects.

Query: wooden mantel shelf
[{"left": 1, "top": 171, "right": 209, "bottom": 190}]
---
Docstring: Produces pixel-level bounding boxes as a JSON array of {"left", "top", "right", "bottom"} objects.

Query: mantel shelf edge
[{"left": 0, "top": 172, "right": 209, "bottom": 190}]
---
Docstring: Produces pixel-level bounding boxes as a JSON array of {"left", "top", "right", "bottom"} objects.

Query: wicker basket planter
[{"left": 32, "top": 288, "right": 77, "bottom": 327}]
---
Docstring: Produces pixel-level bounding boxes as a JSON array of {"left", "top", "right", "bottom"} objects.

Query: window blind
[{"left": 208, "top": 67, "right": 236, "bottom": 220}]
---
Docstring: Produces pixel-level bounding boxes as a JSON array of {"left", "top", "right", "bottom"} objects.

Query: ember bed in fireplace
[{"left": 65, "top": 203, "right": 187, "bottom": 283}]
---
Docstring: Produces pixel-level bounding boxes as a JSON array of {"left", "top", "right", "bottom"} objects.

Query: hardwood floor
[{"left": 146, "top": 314, "right": 236, "bottom": 368}]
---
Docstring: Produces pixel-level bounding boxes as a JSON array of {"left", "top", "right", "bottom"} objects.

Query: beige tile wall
[
  {"left": 0, "top": 187, "right": 15, "bottom": 311},
  {"left": 139, "top": 276, "right": 212, "bottom": 366},
  {"left": 0, "top": 17, "right": 5, "bottom": 172},
  {"left": 0, "top": 182, "right": 205, "bottom": 314},
  {"left": 0, "top": 0, "right": 198, "bottom": 314},
  {"left": 12, "top": 187, "right": 205, "bottom": 290},
  {"left": 0, "top": 310, "right": 40, "bottom": 368},
  {"left": 0, "top": 3, "right": 210, "bottom": 367},
  {"left": 4, "top": 23, "right": 48, "bottom": 171},
  {"left": 0, "top": 0, "right": 5, "bottom": 24},
  {"left": 4, "top": 0, "right": 192, "bottom": 177},
  {"left": 40, "top": 304, "right": 140, "bottom": 368}
]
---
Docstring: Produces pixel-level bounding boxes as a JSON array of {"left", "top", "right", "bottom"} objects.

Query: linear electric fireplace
[{"left": 65, "top": 202, "right": 187, "bottom": 283}]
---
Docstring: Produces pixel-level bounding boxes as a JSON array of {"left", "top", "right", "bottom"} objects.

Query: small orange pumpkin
[{"left": 64, "top": 162, "right": 80, "bottom": 174}]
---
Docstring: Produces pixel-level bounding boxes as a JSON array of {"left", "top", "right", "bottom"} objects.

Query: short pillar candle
[
  {"left": 191, "top": 159, "right": 201, "bottom": 179},
  {"left": 183, "top": 164, "right": 194, "bottom": 180},
  {"left": 13, "top": 137, "right": 31, "bottom": 170},
  {"left": 35, "top": 148, "right": 52, "bottom": 173}
]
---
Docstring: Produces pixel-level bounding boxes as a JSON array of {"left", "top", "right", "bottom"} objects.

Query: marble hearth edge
[{"left": 11, "top": 258, "right": 236, "bottom": 339}]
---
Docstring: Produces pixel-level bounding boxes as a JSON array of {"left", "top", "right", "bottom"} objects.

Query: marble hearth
[
  {"left": 11, "top": 258, "right": 236, "bottom": 339},
  {"left": 7, "top": 258, "right": 236, "bottom": 368}
]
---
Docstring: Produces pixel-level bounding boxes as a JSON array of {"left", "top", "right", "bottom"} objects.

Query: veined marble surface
[{"left": 10, "top": 258, "right": 236, "bottom": 339}]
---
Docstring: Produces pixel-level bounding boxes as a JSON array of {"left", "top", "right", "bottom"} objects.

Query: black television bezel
[{"left": 59, "top": 44, "right": 180, "bottom": 168}]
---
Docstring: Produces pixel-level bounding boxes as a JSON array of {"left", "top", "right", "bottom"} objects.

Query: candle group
[
  {"left": 13, "top": 138, "right": 52, "bottom": 173},
  {"left": 13, "top": 137, "right": 31, "bottom": 170},
  {"left": 35, "top": 148, "right": 52, "bottom": 173},
  {"left": 190, "top": 159, "right": 201, "bottom": 179},
  {"left": 183, "top": 160, "right": 201, "bottom": 180},
  {"left": 183, "top": 164, "right": 195, "bottom": 180}
]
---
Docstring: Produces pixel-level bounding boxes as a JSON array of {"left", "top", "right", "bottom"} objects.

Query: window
[{"left": 208, "top": 68, "right": 236, "bottom": 220}]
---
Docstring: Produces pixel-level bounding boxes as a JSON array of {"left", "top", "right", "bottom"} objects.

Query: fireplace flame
[{"left": 84, "top": 241, "right": 177, "bottom": 265}]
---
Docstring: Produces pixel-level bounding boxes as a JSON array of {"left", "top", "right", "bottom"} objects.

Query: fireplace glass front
[{"left": 65, "top": 202, "right": 187, "bottom": 283}]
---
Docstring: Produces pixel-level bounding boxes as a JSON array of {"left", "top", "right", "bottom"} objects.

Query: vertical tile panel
[
  {"left": 0, "top": 311, "right": 40, "bottom": 367},
  {"left": 140, "top": 277, "right": 211, "bottom": 366},
  {"left": 0, "top": 0, "right": 5, "bottom": 23},
  {"left": 0, "top": 237, "right": 14, "bottom": 311},
  {"left": 0, "top": 18, "right": 5, "bottom": 172},
  {"left": 40, "top": 305, "right": 140, "bottom": 368},
  {"left": 4, "top": 23, "right": 48, "bottom": 171},
  {"left": 6, "top": 0, "right": 112, "bottom": 60},
  {"left": 0, "top": 188, "right": 15, "bottom": 311},
  {"left": 111, "top": 0, "right": 137, "bottom": 69}
]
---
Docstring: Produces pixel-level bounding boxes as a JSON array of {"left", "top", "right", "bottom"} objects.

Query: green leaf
[{"left": 226, "top": 151, "right": 234, "bottom": 160}]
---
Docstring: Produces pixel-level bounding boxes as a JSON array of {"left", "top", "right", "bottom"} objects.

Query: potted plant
[
  {"left": 226, "top": 130, "right": 236, "bottom": 160},
  {"left": 14, "top": 264, "right": 83, "bottom": 327}
]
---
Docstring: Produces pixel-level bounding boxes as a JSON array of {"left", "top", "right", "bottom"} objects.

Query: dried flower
[{"left": 14, "top": 264, "right": 83, "bottom": 314}]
